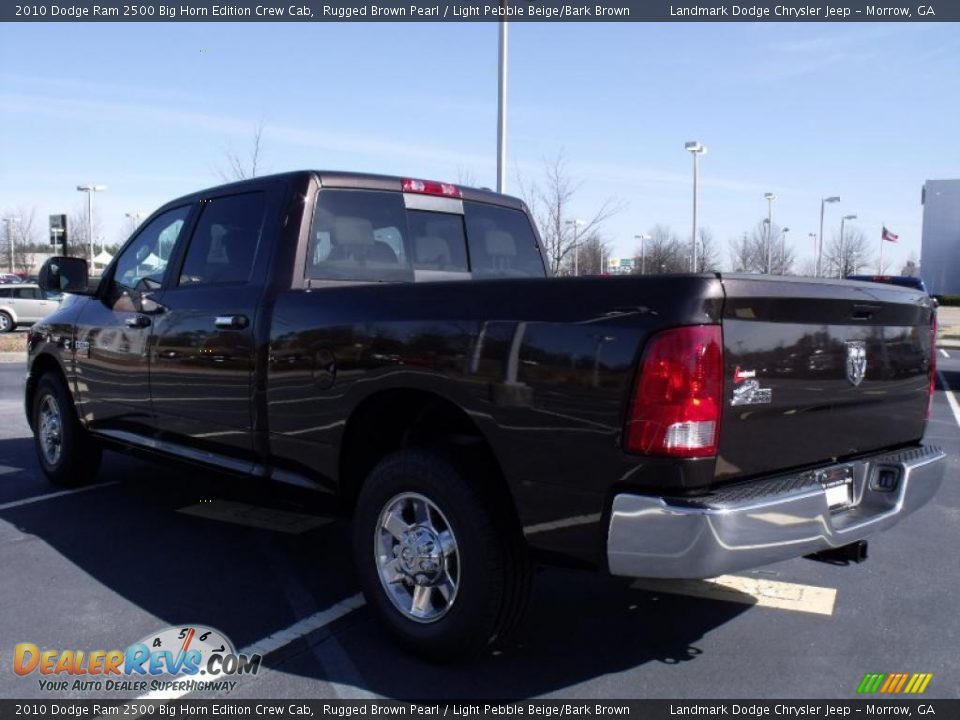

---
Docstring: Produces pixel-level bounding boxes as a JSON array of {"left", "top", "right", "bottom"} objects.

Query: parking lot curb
[{"left": 0, "top": 352, "right": 25, "bottom": 364}]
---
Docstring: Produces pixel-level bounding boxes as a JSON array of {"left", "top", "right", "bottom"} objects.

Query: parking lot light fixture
[
  {"left": 3, "top": 217, "right": 21, "bottom": 274},
  {"left": 566, "top": 219, "right": 585, "bottom": 276},
  {"left": 840, "top": 214, "right": 857, "bottom": 277},
  {"left": 685, "top": 142, "right": 707, "bottom": 272},
  {"left": 817, "top": 196, "right": 840, "bottom": 277},
  {"left": 634, "top": 233, "right": 651, "bottom": 274},
  {"left": 781, "top": 227, "right": 790, "bottom": 274},
  {"left": 763, "top": 193, "right": 776, "bottom": 274},
  {"left": 77, "top": 184, "right": 107, "bottom": 263}
]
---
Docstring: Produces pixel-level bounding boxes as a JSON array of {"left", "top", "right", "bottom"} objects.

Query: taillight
[
  {"left": 625, "top": 325, "right": 723, "bottom": 458},
  {"left": 401, "top": 178, "right": 461, "bottom": 198},
  {"left": 928, "top": 314, "right": 937, "bottom": 418}
]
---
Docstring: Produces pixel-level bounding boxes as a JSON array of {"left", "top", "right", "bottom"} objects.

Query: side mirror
[{"left": 38, "top": 257, "right": 92, "bottom": 295}]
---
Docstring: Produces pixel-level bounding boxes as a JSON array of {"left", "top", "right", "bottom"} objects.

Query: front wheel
[
  {"left": 353, "top": 449, "right": 531, "bottom": 660},
  {"left": 0, "top": 312, "right": 14, "bottom": 333},
  {"left": 32, "top": 373, "right": 102, "bottom": 487}
]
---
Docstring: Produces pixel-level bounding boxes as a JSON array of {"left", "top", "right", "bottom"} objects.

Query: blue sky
[{"left": 1, "top": 21, "right": 958, "bottom": 272}]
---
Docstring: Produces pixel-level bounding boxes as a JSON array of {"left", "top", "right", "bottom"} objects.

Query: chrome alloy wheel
[
  {"left": 375, "top": 492, "right": 460, "bottom": 623},
  {"left": 0, "top": 314, "right": 9, "bottom": 332},
  {"left": 38, "top": 394, "right": 63, "bottom": 467}
]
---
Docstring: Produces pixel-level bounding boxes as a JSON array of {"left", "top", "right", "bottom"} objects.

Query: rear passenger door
[
  {"left": 15, "top": 286, "right": 56, "bottom": 323},
  {"left": 148, "top": 187, "right": 276, "bottom": 466}
]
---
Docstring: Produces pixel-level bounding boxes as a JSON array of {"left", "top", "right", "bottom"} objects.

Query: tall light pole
[
  {"left": 684, "top": 141, "right": 707, "bottom": 272},
  {"left": 763, "top": 192, "right": 776, "bottom": 274},
  {"left": 125, "top": 211, "right": 144, "bottom": 231},
  {"left": 817, "top": 195, "right": 840, "bottom": 278},
  {"left": 496, "top": 17, "right": 508, "bottom": 193},
  {"left": 839, "top": 214, "right": 856, "bottom": 277},
  {"left": 3, "top": 217, "right": 21, "bottom": 274},
  {"left": 77, "top": 184, "right": 107, "bottom": 262},
  {"left": 634, "top": 233, "right": 650, "bottom": 275},
  {"left": 566, "top": 219, "right": 584, "bottom": 276},
  {"left": 781, "top": 227, "right": 790, "bottom": 274}
]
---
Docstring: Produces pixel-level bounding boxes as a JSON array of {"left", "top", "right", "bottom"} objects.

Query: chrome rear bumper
[{"left": 607, "top": 445, "right": 946, "bottom": 579}]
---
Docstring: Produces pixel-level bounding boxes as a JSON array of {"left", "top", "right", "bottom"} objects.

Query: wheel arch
[
  {"left": 25, "top": 352, "right": 71, "bottom": 431},
  {"left": 338, "top": 388, "right": 517, "bottom": 517},
  {"left": 0, "top": 306, "right": 18, "bottom": 324}
]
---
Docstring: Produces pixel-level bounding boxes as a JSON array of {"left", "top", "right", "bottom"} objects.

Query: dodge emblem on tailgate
[{"left": 845, "top": 341, "right": 867, "bottom": 386}]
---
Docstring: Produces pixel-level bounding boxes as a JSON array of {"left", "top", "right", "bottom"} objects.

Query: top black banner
[{"left": 2, "top": 0, "right": 955, "bottom": 22}]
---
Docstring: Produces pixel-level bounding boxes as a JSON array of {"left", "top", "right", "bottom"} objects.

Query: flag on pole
[{"left": 882, "top": 226, "right": 899, "bottom": 242}]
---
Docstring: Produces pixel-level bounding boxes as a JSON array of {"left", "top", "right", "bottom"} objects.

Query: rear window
[
  {"left": 308, "top": 190, "right": 414, "bottom": 283},
  {"left": 463, "top": 201, "right": 546, "bottom": 279},
  {"left": 305, "top": 190, "right": 545, "bottom": 283}
]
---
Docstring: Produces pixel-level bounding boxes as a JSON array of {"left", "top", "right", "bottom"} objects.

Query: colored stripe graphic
[
  {"left": 858, "top": 673, "right": 932, "bottom": 694},
  {"left": 857, "top": 674, "right": 885, "bottom": 694}
]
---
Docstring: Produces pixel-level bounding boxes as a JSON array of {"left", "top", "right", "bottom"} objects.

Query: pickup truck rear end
[
  {"left": 25, "top": 171, "right": 945, "bottom": 660},
  {"left": 609, "top": 275, "right": 943, "bottom": 579}
]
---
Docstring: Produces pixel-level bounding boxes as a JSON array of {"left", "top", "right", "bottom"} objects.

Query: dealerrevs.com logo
[{"left": 14, "top": 625, "right": 260, "bottom": 694}]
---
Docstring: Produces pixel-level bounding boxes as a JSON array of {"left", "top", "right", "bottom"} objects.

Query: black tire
[
  {"left": 32, "top": 373, "right": 102, "bottom": 487},
  {"left": 0, "top": 312, "right": 13, "bottom": 333},
  {"left": 353, "top": 448, "right": 531, "bottom": 660}
]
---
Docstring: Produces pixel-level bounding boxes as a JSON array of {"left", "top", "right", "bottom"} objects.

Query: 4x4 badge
[
  {"left": 731, "top": 366, "right": 772, "bottom": 406},
  {"left": 845, "top": 341, "right": 867, "bottom": 386}
]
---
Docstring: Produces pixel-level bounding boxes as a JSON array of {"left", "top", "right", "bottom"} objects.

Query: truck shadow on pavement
[{"left": 1, "top": 440, "right": 751, "bottom": 699}]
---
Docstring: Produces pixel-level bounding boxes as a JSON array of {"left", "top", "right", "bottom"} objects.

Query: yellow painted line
[
  {"left": 178, "top": 499, "right": 333, "bottom": 534},
  {"left": 631, "top": 574, "right": 837, "bottom": 616}
]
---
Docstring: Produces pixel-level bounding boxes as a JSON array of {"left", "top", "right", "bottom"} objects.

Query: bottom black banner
[{"left": 0, "top": 700, "right": 954, "bottom": 720}]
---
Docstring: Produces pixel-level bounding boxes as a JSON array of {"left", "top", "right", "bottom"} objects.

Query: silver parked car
[{"left": 0, "top": 284, "right": 61, "bottom": 332}]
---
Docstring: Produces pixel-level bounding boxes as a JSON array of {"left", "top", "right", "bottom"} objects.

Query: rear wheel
[
  {"left": 0, "top": 312, "right": 13, "bottom": 333},
  {"left": 353, "top": 448, "right": 531, "bottom": 660},
  {"left": 32, "top": 373, "right": 102, "bottom": 487}
]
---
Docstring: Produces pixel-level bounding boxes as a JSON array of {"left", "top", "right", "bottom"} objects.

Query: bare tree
[
  {"left": 635, "top": 225, "right": 686, "bottom": 274},
  {"left": 68, "top": 205, "right": 104, "bottom": 262},
  {"left": 1, "top": 206, "right": 41, "bottom": 273},
  {"left": 901, "top": 253, "right": 920, "bottom": 277},
  {"left": 455, "top": 167, "right": 479, "bottom": 187},
  {"left": 728, "top": 233, "right": 755, "bottom": 273},
  {"left": 823, "top": 228, "right": 871, "bottom": 277},
  {"left": 517, "top": 152, "right": 626, "bottom": 276},
  {"left": 727, "top": 222, "right": 794, "bottom": 274},
  {"left": 572, "top": 234, "right": 613, "bottom": 276},
  {"left": 695, "top": 228, "right": 720, "bottom": 273},
  {"left": 219, "top": 121, "right": 267, "bottom": 181}
]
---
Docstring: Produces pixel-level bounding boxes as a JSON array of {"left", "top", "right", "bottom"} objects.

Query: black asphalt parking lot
[{"left": 0, "top": 358, "right": 957, "bottom": 701}]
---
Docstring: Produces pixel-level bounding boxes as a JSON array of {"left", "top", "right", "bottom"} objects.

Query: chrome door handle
[
  {"left": 124, "top": 314, "right": 151, "bottom": 329},
  {"left": 215, "top": 315, "right": 249, "bottom": 330}
]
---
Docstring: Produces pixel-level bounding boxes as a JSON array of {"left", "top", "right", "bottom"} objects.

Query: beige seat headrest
[
  {"left": 485, "top": 230, "right": 516, "bottom": 256},
  {"left": 333, "top": 217, "right": 375, "bottom": 246}
]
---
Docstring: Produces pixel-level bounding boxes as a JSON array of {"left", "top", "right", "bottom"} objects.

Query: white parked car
[{"left": 0, "top": 284, "right": 61, "bottom": 332}]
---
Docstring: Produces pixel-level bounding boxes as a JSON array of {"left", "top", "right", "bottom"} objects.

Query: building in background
[{"left": 921, "top": 179, "right": 960, "bottom": 296}]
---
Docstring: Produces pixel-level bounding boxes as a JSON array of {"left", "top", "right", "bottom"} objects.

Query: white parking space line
[
  {"left": 940, "top": 348, "right": 950, "bottom": 358},
  {"left": 178, "top": 499, "right": 333, "bottom": 534},
  {"left": 631, "top": 575, "right": 837, "bottom": 616},
  {"left": 0, "top": 481, "right": 119, "bottom": 511},
  {"left": 135, "top": 593, "right": 367, "bottom": 701},
  {"left": 938, "top": 371, "right": 960, "bottom": 429}
]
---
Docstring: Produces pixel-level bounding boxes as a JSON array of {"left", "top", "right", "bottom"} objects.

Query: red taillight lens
[
  {"left": 401, "top": 178, "right": 461, "bottom": 198},
  {"left": 928, "top": 314, "right": 937, "bottom": 418},
  {"left": 625, "top": 325, "right": 723, "bottom": 458}
]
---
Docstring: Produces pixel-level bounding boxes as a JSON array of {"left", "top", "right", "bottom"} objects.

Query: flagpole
[{"left": 879, "top": 234, "right": 883, "bottom": 274}]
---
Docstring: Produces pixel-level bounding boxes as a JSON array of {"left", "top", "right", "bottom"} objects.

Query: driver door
[{"left": 74, "top": 204, "right": 195, "bottom": 438}]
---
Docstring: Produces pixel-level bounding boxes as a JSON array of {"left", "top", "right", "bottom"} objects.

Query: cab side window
[
  {"left": 179, "top": 192, "right": 266, "bottom": 286},
  {"left": 113, "top": 206, "right": 192, "bottom": 293}
]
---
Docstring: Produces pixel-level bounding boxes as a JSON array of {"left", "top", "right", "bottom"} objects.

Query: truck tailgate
[{"left": 716, "top": 275, "right": 935, "bottom": 481}]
